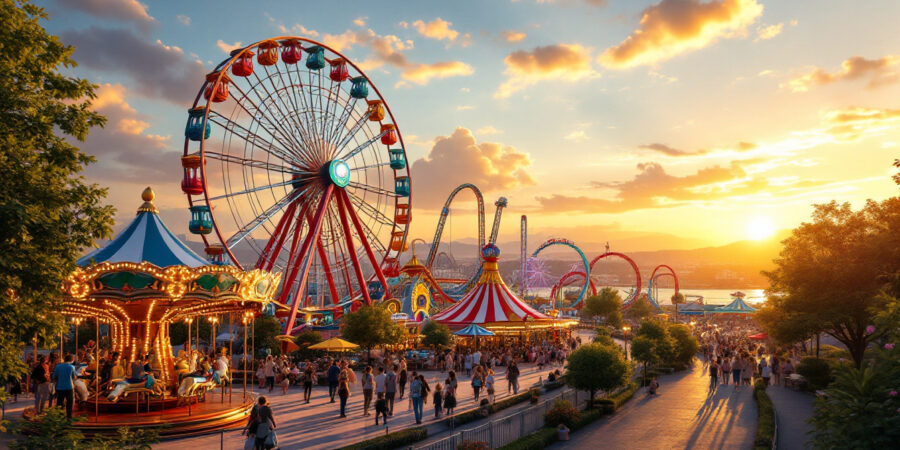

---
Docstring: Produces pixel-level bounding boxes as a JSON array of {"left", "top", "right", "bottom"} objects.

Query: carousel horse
[
  {"left": 106, "top": 374, "right": 163, "bottom": 402},
  {"left": 174, "top": 350, "right": 191, "bottom": 381}
]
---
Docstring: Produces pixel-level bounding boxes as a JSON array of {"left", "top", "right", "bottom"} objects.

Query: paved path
[
  {"left": 766, "top": 384, "right": 815, "bottom": 449},
  {"left": 553, "top": 359, "right": 756, "bottom": 450},
  {"left": 149, "top": 362, "right": 561, "bottom": 450}
]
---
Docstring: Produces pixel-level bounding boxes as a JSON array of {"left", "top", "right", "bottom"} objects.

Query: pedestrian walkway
[
  {"left": 150, "top": 362, "right": 561, "bottom": 450},
  {"left": 553, "top": 359, "right": 756, "bottom": 450},
  {"left": 766, "top": 384, "right": 815, "bottom": 449}
]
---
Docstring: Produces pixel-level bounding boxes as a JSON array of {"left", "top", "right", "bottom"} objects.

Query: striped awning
[
  {"left": 432, "top": 244, "right": 552, "bottom": 326},
  {"left": 77, "top": 188, "right": 208, "bottom": 268}
]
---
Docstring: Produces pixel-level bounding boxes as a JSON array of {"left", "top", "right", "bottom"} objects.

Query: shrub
[
  {"left": 336, "top": 427, "right": 427, "bottom": 450},
  {"left": 753, "top": 380, "right": 776, "bottom": 449},
  {"left": 457, "top": 441, "right": 490, "bottom": 450},
  {"left": 796, "top": 356, "right": 832, "bottom": 390},
  {"left": 497, "top": 427, "right": 557, "bottom": 450},
  {"left": 544, "top": 398, "right": 580, "bottom": 428}
]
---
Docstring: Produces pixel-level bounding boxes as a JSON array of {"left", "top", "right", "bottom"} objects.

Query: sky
[{"left": 38, "top": 0, "right": 900, "bottom": 253}]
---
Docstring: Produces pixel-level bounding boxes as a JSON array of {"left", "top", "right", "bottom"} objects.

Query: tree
[
  {"left": 581, "top": 288, "right": 623, "bottom": 328},
  {"left": 419, "top": 320, "right": 452, "bottom": 351},
  {"left": 168, "top": 318, "right": 212, "bottom": 347},
  {"left": 0, "top": 1, "right": 115, "bottom": 385},
  {"left": 762, "top": 199, "right": 900, "bottom": 367},
  {"left": 253, "top": 315, "right": 283, "bottom": 357},
  {"left": 671, "top": 292, "right": 685, "bottom": 320},
  {"left": 635, "top": 319, "right": 667, "bottom": 341},
  {"left": 10, "top": 407, "right": 158, "bottom": 449},
  {"left": 340, "top": 305, "right": 406, "bottom": 361},
  {"left": 593, "top": 327, "right": 617, "bottom": 347},
  {"left": 667, "top": 324, "right": 699, "bottom": 367},
  {"left": 629, "top": 335, "right": 657, "bottom": 384},
  {"left": 624, "top": 294, "right": 655, "bottom": 321},
  {"left": 565, "top": 343, "right": 632, "bottom": 408},
  {"left": 293, "top": 330, "right": 323, "bottom": 360}
]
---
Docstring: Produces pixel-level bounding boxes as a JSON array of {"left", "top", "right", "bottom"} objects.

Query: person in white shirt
[
  {"left": 464, "top": 354, "right": 473, "bottom": 377},
  {"left": 472, "top": 350, "right": 481, "bottom": 366},
  {"left": 374, "top": 366, "right": 387, "bottom": 395}
]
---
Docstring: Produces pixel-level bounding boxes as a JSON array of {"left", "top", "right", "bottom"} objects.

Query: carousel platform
[{"left": 71, "top": 392, "right": 255, "bottom": 438}]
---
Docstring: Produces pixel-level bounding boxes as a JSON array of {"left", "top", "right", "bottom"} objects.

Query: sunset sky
[{"left": 41, "top": 0, "right": 900, "bottom": 252}]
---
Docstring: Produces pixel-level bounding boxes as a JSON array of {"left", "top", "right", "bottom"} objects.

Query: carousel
[
  {"left": 432, "top": 244, "right": 577, "bottom": 342},
  {"left": 58, "top": 188, "right": 282, "bottom": 436}
]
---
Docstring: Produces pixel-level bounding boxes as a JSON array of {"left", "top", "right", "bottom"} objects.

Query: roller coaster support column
[
  {"left": 520, "top": 215, "right": 527, "bottom": 297},
  {"left": 489, "top": 197, "right": 507, "bottom": 244}
]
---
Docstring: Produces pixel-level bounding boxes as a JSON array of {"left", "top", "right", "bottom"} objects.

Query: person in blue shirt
[
  {"left": 52, "top": 354, "right": 78, "bottom": 419},
  {"left": 327, "top": 360, "right": 341, "bottom": 403}
]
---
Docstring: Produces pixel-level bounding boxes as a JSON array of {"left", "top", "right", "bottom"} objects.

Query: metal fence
[{"left": 412, "top": 388, "right": 586, "bottom": 450}]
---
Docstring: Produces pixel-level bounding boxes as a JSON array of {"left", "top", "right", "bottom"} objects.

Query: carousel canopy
[
  {"left": 713, "top": 296, "right": 758, "bottom": 314},
  {"left": 454, "top": 324, "right": 495, "bottom": 336},
  {"left": 432, "top": 244, "right": 555, "bottom": 327},
  {"left": 77, "top": 187, "right": 208, "bottom": 268}
]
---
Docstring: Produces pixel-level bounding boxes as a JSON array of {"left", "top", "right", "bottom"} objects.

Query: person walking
[
  {"left": 302, "top": 364, "right": 314, "bottom": 403},
  {"left": 732, "top": 356, "right": 743, "bottom": 389},
  {"left": 507, "top": 360, "right": 520, "bottom": 394},
  {"left": 264, "top": 355, "right": 276, "bottom": 393},
  {"left": 708, "top": 358, "right": 719, "bottom": 393},
  {"left": 721, "top": 357, "right": 732, "bottom": 386},
  {"left": 433, "top": 383, "right": 443, "bottom": 419},
  {"left": 761, "top": 360, "right": 771, "bottom": 387},
  {"left": 464, "top": 353, "right": 473, "bottom": 377},
  {"left": 374, "top": 392, "right": 388, "bottom": 426},
  {"left": 252, "top": 396, "right": 277, "bottom": 450},
  {"left": 337, "top": 374, "right": 351, "bottom": 418},
  {"left": 31, "top": 355, "right": 51, "bottom": 414},
  {"left": 471, "top": 366, "right": 484, "bottom": 402},
  {"left": 361, "top": 366, "right": 374, "bottom": 417},
  {"left": 327, "top": 360, "right": 341, "bottom": 403},
  {"left": 398, "top": 364, "right": 408, "bottom": 400},
  {"left": 385, "top": 364, "right": 397, "bottom": 416},
  {"left": 51, "top": 354, "right": 77, "bottom": 419},
  {"left": 409, "top": 373, "right": 424, "bottom": 424},
  {"left": 485, "top": 369, "right": 496, "bottom": 403}
]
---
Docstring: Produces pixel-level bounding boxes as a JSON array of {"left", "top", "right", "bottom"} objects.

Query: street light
[{"left": 622, "top": 325, "right": 631, "bottom": 360}]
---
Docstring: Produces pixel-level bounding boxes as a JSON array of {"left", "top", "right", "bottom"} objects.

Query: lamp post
[
  {"left": 210, "top": 317, "right": 219, "bottom": 356},
  {"left": 622, "top": 325, "right": 631, "bottom": 360}
]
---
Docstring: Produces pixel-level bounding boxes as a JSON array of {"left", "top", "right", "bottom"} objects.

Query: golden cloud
[
  {"left": 599, "top": 0, "right": 763, "bottom": 69},
  {"left": 412, "top": 18, "right": 459, "bottom": 41},
  {"left": 822, "top": 107, "right": 900, "bottom": 141},
  {"left": 410, "top": 128, "right": 535, "bottom": 207},
  {"left": 755, "top": 23, "right": 783, "bottom": 41},
  {"left": 501, "top": 30, "right": 527, "bottom": 43},
  {"left": 785, "top": 55, "right": 900, "bottom": 92},
  {"left": 495, "top": 44, "right": 596, "bottom": 98},
  {"left": 216, "top": 39, "right": 242, "bottom": 54}
]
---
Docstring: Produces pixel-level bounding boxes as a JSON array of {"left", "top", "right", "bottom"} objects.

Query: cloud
[
  {"left": 277, "top": 23, "right": 320, "bottom": 37},
  {"left": 81, "top": 84, "right": 178, "bottom": 183},
  {"left": 599, "top": 0, "right": 763, "bottom": 69},
  {"left": 500, "top": 30, "right": 527, "bottom": 43},
  {"left": 785, "top": 55, "right": 900, "bottom": 92},
  {"left": 321, "top": 28, "right": 473, "bottom": 86},
  {"left": 410, "top": 128, "right": 535, "bottom": 207},
  {"left": 477, "top": 126, "right": 503, "bottom": 135},
  {"left": 61, "top": 27, "right": 207, "bottom": 105},
  {"left": 353, "top": 17, "right": 367, "bottom": 27},
  {"left": 216, "top": 40, "right": 242, "bottom": 54},
  {"left": 755, "top": 23, "right": 783, "bottom": 41},
  {"left": 457, "top": 105, "right": 475, "bottom": 111},
  {"left": 56, "top": 0, "right": 156, "bottom": 33},
  {"left": 412, "top": 18, "right": 459, "bottom": 41},
  {"left": 821, "top": 107, "right": 900, "bottom": 141},
  {"left": 176, "top": 14, "right": 190, "bottom": 26},
  {"left": 496, "top": 43, "right": 597, "bottom": 98},
  {"left": 564, "top": 130, "right": 589, "bottom": 142},
  {"left": 640, "top": 141, "right": 756, "bottom": 157}
]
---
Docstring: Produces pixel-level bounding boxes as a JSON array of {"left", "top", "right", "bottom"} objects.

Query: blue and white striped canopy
[
  {"left": 453, "top": 324, "right": 495, "bottom": 336},
  {"left": 77, "top": 209, "right": 208, "bottom": 268}
]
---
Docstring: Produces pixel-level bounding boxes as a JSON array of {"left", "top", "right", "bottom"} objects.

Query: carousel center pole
[
  {"left": 229, "top": 312, "right": 234, "bottom": 404},
  {"left": 95, "top": 316, "right": 99, "bottom": 421},
  {"left": 242, "top": 313, "right": 248, "bottom": 401}
]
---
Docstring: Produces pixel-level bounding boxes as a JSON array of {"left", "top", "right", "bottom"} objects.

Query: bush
[
  {"left": 753, "top": 380, "right": 776, "bottom": 449},
  {"left": 457, "top": 441, "right": 490, "bottom": 450},
  {"left": 544, "top": 399, "right": 580, "bottom": 428},
  {"left": 796, "top": 357, "right": 832, "bottom": 390},
  {"left": 335, "top": 427, "right": 427, "bottom": 450},
  {"left": 497, "top": 427, "right": 557, "bottom": 450},
  {"left": 570, "top": 407, "right": 606, "bottom": 431},
  {"left": 488, "top": 390, "right": 532, "bottom": 414}
]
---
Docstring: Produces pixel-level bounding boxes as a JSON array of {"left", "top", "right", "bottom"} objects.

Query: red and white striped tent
[{"left": 432, "top": 244, "right": 572, "bottom": 330}]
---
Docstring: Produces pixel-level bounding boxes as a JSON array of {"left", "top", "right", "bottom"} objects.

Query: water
[{"left": 526, "top": 287, "right": 767, "bottom": 306}]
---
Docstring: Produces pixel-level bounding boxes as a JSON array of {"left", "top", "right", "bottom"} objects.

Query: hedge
[
  {"left": 497, "top": 427, "right": 557, "bottom": 450},
  {"left": 335, "top": 426, "right": 427, "bottom": 450},
  {"left": 753, "top": 380, "right": 776, "bottom": 450}
]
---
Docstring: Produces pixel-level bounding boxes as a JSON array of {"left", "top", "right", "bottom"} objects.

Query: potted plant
[{"left": 529, "top": 388, "right": 540, "bottom": 404}]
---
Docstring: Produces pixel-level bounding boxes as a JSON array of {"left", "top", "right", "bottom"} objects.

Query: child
[
  {"left": 374, "top": 392, "right": 388, "bottom": 426},
  {"left": 433, "top": 383, "right": 443, "bottom": 419},
  {"left": 648, "top": 377, "right": 659, "bottom": 395},
  {"left": 280, "top": 371, "right": 290, "bottom": 395},
  {"left": 443, "top": 384, "right": 457, "bottom": 416}
]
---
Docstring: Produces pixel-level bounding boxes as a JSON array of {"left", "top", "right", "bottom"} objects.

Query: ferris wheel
[{"left": 180, "top": 36, "right": 411, "bottom": 332}]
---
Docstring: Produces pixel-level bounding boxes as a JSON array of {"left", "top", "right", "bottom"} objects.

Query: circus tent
[
  {"left": 713, "top": 296, "right": 758, "bottom": 314},
  {"left": 432, "top": 244, "right": 576, "bottom": 331}
]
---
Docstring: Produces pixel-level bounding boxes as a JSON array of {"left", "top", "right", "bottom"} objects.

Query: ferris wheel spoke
[
  {"left": 204, "top": 151, "right": 297, "bottom": 174},
  {"left": 339, "top": 130, "right": 387, "bottom": 161},
  {"left": 225, "top": 190, "right": 301, "bottom": 249},
  {"left": 350, "top": 161, "right": 391, "bottom": 172},
  {"left": 251, "top": 69, "right": 316, "bottom": 158},
  {"left": 333, "top": 110, "right": 374, "bottom": 154},
  {"left": 322, "top": 79, "right": 341, "bottom": 146},
  {"left": 207, "top": 179, "right": 297, "bottom": 202},
  {"left": 329, "top": 99, "right": 356, "bottom": 147},
  {"left": 346, "top": 190, "right": 395, "bottom": 227},
  {"left": 207, "top": 112, "right": 302, "bottom": 167},
  {"left": 227, "top": 81, "right": 310, "bottom": 162}
]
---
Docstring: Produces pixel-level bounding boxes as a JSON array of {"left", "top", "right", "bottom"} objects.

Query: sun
[{"left": 746, "top": 216, "right": 775, "bottom": 241}]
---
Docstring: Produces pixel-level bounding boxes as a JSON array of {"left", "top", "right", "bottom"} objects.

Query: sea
[{"left": 527, "top": 287, "right": 768, "bottom": 306}]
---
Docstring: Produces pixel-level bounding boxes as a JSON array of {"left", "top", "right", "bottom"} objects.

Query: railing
[{"left": 412, "top": 388, "right": 585, "bottom": 450}]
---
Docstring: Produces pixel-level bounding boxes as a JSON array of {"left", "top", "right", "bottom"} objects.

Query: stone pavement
[
  {"left": 150, "top": 361, "right": 562, "bottom": 450},
  {"left": 766, "top": 384, "right": 815, "bottom": 449},
  {"left": 553, "top": 359, "right": 757, "bottom": 450}
]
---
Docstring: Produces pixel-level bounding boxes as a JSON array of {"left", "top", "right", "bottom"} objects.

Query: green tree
[
  {"left": 762, "top": 199, "right": 900, "bottom": 367},
  {"left": 625, "top": 294, "right": 655, "bottom": 322},
  {"left": 167, "top": 318, "right": 212, "bottom": 347},
  {"left": 582, "top": 288, "right": 624, "bottom": 328},
  {"left": 565, "top": 343, "right": 632, "bottom": 408},
  {"left": 635, "top": 319, "right": 667, "bottom": 341},
  {"left": 293, "top": 330, "right": 323, "bottom": 360},
  {"left": 670, "top": 292, "right": 685, "bottom": 320},
  {"left": 0, "top": 0, "right": 115, "bottom": 386},
  {"left": 340, "top": 305, "right": 405, "bottom": 361},
  {"left": 630, "top": 335, "right": 657, "bottom": 384},
  {"left": 419, "top": 320, "right": 452, "bottom": 351},
  {"left": 10, "top": 407, "right": 158, "bottom": 449},
  {"left": 667, "top": 324, "right": 699, "bottom": 367},
  {"left": 253, "top": 315, "right": 283, "bottom": 356},
  {"left": 593, "top": 327, "right": 617, "bottom": 347}
]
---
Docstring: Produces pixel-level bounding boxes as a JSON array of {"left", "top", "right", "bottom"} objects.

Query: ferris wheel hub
[{"left": 327, "top": 159, "right": 351, "bottom": 188}]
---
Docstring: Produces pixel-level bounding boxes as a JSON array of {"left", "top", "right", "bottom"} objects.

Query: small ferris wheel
[{"left": 180, "top": 36, "right": 411, "bottom": 332}]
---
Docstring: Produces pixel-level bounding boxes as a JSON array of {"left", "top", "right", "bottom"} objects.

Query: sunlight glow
[{"left": 746, "top": 216, "right": 775, "bottom": 241}]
